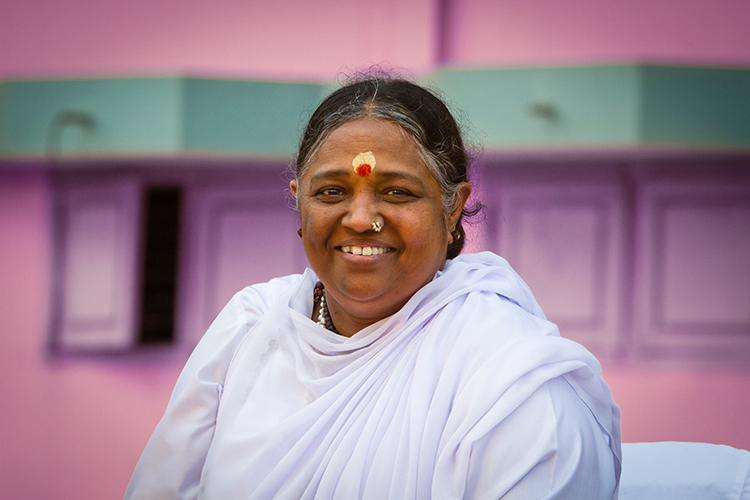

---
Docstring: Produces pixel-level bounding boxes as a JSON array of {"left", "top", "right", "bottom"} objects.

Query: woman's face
[{"left": 291, "top": 117, "right": 470, "bottom": 333}]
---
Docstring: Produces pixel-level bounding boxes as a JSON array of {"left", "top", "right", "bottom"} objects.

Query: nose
[{"left": 341, "top": 191, "right": 379, "bottom": 233}]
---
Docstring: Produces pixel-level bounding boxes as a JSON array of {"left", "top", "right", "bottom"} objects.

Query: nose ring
[{"left": 372, "top": 221, "right": 382, "bottom": 232}]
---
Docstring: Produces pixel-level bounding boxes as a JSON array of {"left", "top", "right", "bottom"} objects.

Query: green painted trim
[
  {"left": 640, "top": 66, "right": 750, "bottom": 147},
  {"left": 429, "top": 66, "right": 642, "bottom": 148},
  {"left": 182, "top": 79, "right": 323, "bottom": 156},
  {"left": 1, "top": 65, "right": 748, "bottom": 159},
  {"left": 0, "top": 77, "right": 325, "bottom": 159},
  {"left": 0, "top": 78, "right": 184, "bottom": 155}
]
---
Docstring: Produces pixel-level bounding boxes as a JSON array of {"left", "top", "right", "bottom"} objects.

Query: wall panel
[
  {"left": 52, "top": 178, "right": 141, "bottom": 352},
  {"left": 180, "top": 177, "right": 307, "bottom": 347},
  {"left": 635, "top": 179, "right": 750, "bottom": 358},
  {"left": 487, "top": 166, "right": 625, "bottom": 357}
]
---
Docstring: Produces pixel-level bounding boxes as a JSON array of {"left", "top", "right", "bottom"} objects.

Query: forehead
[
  {"left": 305, "top": 117, "right": 430, "bottom": 179},
  {"left": 321, "top": 117, "right": 412, "bottom": 150}
]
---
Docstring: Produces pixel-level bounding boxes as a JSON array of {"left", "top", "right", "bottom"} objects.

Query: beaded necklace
[{"left": 313, "top": 281, "right": 339, "bottom": 334}]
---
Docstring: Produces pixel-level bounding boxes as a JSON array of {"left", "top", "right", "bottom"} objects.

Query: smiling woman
[
  {"left": 125, "top": 75, "right": 622, "bottom": 499},
  {"left": 291, "top": 117, "right": 470, "bottom": 336}
]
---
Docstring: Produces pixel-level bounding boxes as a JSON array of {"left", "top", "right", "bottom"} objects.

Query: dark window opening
[{"left": 139, "top": 186, "right": 181, "bottom": 344}]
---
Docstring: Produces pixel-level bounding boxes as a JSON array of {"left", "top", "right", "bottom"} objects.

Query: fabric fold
[{"left": 125, "top": 252, "right": 621, "bottom": 500}]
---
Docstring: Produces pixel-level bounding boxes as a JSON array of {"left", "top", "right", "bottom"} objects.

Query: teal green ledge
[
  {"left": 1, "top": 65, "right": 749, "bottom": 160},
  {"left": 0, "top": 77, "right": 326, "bottom": 159},
  {"left": 429, "top": 64, "right": 750, "bottom": 151}
]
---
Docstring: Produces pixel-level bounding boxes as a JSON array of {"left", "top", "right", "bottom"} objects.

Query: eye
[
  {"left": 315, "top": 186, "right": 347, "bottom": 200},
  {"left": 384, "top": 187, "right": 415, "bottom": 200}
]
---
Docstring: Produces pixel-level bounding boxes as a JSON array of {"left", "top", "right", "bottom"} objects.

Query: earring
[
  {"left": 372, "top": 221, "right": 382, "bottom": 232},
  {"left": 451, "top": 230, "right": 461, "bottom": 241},
  {"left": 297, "top": 228, "right": 302, "bottom": 238}
]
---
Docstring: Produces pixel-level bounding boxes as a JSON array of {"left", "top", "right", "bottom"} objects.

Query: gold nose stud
[{"left": 372, "top": 221, "right": 382, "bottom": 232}]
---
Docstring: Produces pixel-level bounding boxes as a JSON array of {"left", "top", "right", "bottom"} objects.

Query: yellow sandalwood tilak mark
[{"left": 352, "top": 151, "right": 376, "bottom": 176}]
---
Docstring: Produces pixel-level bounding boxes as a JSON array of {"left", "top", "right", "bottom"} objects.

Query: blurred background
[{"left": 1, "top": 0, "right": 749, "bottom": 498}]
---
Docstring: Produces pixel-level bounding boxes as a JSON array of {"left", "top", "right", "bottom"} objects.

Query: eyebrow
[
  {"left": 309, "top": 169, "right": 350, "bottom": 184},
  {"left": 309, "top": 169, "right": 426, "bottom": 187},
  {"left": 375, "top": 171, "right": 426, "bottom": 187}
]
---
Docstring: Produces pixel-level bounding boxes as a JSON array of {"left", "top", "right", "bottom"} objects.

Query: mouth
[{"left": 339, "top": 245, "right": 393, "bottom": 256}]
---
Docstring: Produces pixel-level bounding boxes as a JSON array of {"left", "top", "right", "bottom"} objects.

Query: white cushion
[{"left": 619, "top": 442, "right": 750, "bottom": 500}]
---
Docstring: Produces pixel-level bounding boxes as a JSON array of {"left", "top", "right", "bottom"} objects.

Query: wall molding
[{"left": 2, "top": 64, "right": 750, "bottom": 161}]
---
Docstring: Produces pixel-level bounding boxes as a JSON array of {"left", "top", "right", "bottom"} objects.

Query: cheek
[
  {"left": 299, "top": 202, "right": 337, "bottom": 247},
  {"left": 401, "top": 209, "right": 449, "bottom": 252},
  {"left": 297, "top": 198, "right": 317, "bottom": 228}
]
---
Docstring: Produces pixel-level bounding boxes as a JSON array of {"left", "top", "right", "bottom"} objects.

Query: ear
[
  {"left": 446, "top": 182, "right": 472, "bottom": 230},
  {"left": 290, "top": 179, "right": 298, "bottom": 198}
]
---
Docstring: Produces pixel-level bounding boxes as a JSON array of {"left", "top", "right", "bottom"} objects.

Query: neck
[{"left": 323, "top": 291, "right": 407, "bottom": 338}]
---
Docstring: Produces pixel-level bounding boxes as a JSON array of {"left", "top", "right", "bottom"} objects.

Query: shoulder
[
  {"left": 436, "top": 251, "right": 604, "bottom": 368},
  {"left": 441, "top": 251, "right": 547, "bottom": 320},
  {"left": 446, "top": 287, "right": 604, "bottom": 406},
  {"left": 232, "top": 273, "right": 304, "bottom": 320},
  {"left": 204, "top": 272, "right": 304, "bottom": 348},
  {"left": 456, "top": 375, "right": 619, "bottom": 499},
  {"left": 432, "top": 291, "right": 620, "bottom": 497},
  {"left": 433, "top": 282, "right": 622, "bottom": 495},
  {"left": 175, "top": 273, "right": 305, "bottom": 391},
  {"left": 437, "top": 287, "right": 561, "bottom": 365}
]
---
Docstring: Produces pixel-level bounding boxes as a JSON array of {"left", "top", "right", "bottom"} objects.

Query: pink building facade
[{"left": 2, "top": 1, "right": 750, "bottom": 498}]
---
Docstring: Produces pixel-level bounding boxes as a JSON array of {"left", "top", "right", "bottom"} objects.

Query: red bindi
[
  {"left": 355, "top": 164, "right": 372, "bottom": 176},
  {"left": 352, "top": 151, "right": 376, "bottom": 176}
]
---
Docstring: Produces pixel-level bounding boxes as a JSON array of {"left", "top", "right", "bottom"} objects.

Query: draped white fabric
[{"left": 125, "top": 252, "right": 621, "bottom": 499}]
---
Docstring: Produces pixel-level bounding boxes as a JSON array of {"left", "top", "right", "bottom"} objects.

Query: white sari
[{"left": 126, "top": 252, "right": 621, "bottom": 499}]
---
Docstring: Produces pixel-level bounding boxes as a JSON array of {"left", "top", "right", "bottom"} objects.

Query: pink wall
[
  {"left": 3, "top": 0, "right": 750, "bottom": 81},
  {"left": 0, "top": 0, "right": 436, "bottom": 80},
  {"left": 606, "top": 369, "right": 750, "bottom": 449},
  {"left": 447, "top": 0, "right": 750, "bottom": 66},
  {"left": 2, "top": 1, "right": 750, "bottom": 498},
  {"left": 2, "top": 172, "right": 750, "bottom": 500},
  {"left": 0, "top": 173, "right": 181, "bottom": 498}
]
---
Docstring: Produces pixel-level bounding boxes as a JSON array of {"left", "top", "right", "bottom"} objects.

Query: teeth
[{"left": 341, "top": 246, "right": 390, "bottom": 255}]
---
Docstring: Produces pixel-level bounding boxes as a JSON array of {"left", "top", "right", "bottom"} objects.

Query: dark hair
[{"left": 295, "top": 75, "right": 480, "bottom": 259}]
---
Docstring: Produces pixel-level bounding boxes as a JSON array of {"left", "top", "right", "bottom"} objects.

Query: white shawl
[{"left": 126, "top": 252, "right": 621, "bottom": 499}]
